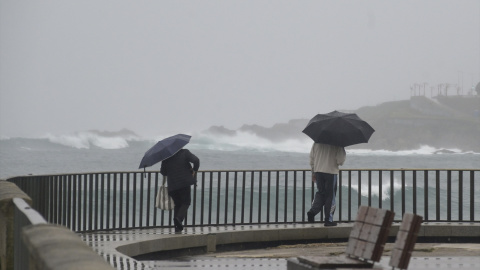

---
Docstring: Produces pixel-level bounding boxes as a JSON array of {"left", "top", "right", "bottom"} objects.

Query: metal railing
[
  {"left": 7, "top": 169, "right": 479, "bottom": 232},
  {"left": 13, "top": 198, "right": 47, "bottom": 270}
]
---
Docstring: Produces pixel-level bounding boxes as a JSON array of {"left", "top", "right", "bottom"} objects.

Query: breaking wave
[
  {"left": 44, "top": 131, "right": 136, "bottom": 149},
  {"left": 190, "top": 131, "right": 312, "bottom": 153},
  {"left": 189, "top": 132, "right": 479, "bottom": 155},
  {"left": 1, "top": 130, "right": 478, "bottom": 155},
  {"left": 347, "top": 145, "right": 478, "bottom": 156}
]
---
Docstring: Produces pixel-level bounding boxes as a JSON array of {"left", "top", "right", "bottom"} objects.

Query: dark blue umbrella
[
  {"left": 138, "top": 134, "right": 191, "bottom": 169},
  {"left": 302, "top": 111, "right": 374, "bottom": 147}
]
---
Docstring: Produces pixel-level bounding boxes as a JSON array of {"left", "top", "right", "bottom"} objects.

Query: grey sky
[{"left": 1, "top": 0, "right": 479, "bottom": 138}]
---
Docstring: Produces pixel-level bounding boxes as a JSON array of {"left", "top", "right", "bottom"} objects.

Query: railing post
[
  {"left": 357, "top": 170, "right": 362, "bottom": 208},
  {"left": 233, "top": 172, "right": 238, "bottom": 224},
  {"left": 225, "top": 171, "right": 230, "bottom": 224},
  {"left": 458, "top": 171, "right": 463, "bottom": 221},
  {"left": 120, "top": 173, "right": 125, "bottom": 228},
  {"left": 293, "top": 171, "right": 297, "bottom": 222},
  {"left": 368, "top": 170, "right": 372, "bottom": 207},
  {"left": 413, "top": 170, "right": 417, "bottom": 214},
  {"left": 130, "top": 173, "right": 136, "bottom": 228},
  {"left": 401, "top": 170, "right": 405, "bottom": 215},
  {"left": 249, "top": 171, "right": 254, "bottom": 224},
  {"left": 72, "top": 175, "right": 77, "bottom": 231},
  {"left": 117, "top": 173, "right": 121, "bottom": 229},
  {"left": 302, "top": 171, "right": 306, "bottom": 222},
  {"left": 217, "top": 171, "right": 222, "bottom": 225},
  {"left": 138, "top": 173, "right": 143, "bottom": 228},
  {"left": 424, "top": 170, "right": 429, "bottom": 222},
  {"left": 436, "top": 170, "right": 440, "bottom": 221},
  {"left": 267, "top": 171, "right": 271, "bottom": 223},
  {"left": 447, "top": 170, "right": 452, "bottom": 221},
  {"left": 275, "top": 171, "right": 280, "bottom": 223},
  {"left": 83, "top": 174, "right": 88, "bottom": 231},
  {"left": 390, "top": 170, "right": 394, "bottom": 213},
  {"left": 88, "top": 174, "right": 94, "bottom": 231},
  {"left": 208, "top": 172, "right": 213, "bottom": 225},
  {"left": 348, "top": 170, "right": 352, "bottom": 221},
  {"left": 126, "top": 173, "right": 131, "bottom": 228},
  {"left": 338, "top": 171, "right": 342, "bottom": 221},
  {"left": 145, "top": 173, "right": 150, "bottom": 227},
  {"left": 200, "top": 172, "right": 205, "bottom": 225},
  {"left": 284, "top": 171, "right": 288, "bottom": 223},
  {"left": 470, "top": 170, "right": 475, "bottom": 221},
  {"left": 76, "top": 175, "right": 82, "bottom": 231},
  {"left": 240, "top": 172, "right": 245, "bottom": 224},
  {"left": 379, "top": 170, "right": 383, "bottom": 209}
]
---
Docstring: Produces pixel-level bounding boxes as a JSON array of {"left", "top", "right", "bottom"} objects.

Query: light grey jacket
[{"left": 310, "top": 143, "right": 346, "bottom": 175}]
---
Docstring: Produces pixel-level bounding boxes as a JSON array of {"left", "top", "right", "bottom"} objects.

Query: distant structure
[{"left": 411, "top": 81, "right": 480, "bottom": 98}]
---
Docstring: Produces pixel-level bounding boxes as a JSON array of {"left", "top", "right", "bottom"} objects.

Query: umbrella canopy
[
  {"left": 138, "top": 134, "right": 191, "bottom": 169},
  {"left": 302, "top": 111, "right": 375, "bottom": 147}
]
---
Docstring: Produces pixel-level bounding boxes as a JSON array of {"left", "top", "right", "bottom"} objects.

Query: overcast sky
[{"left": 1, "top": 0, "right": 479, "bottom": 138}]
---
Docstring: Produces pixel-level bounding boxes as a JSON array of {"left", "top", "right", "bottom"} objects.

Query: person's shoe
[
  {"left": 324, "top": 221, "right": 337, "bottom": 227},
  {"left": 174, "top": 217, "right": 184, "bottom": 232},
  {"left": 307, "top": 212, "right": 315, "bottom": 223}
]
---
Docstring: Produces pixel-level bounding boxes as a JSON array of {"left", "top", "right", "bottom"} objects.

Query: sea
[
  {"left": 1, "top": 130, "right": 479, "bottom": 223},
  {"left": 1, "top": 130, "right": 479, "bottom": 179}
]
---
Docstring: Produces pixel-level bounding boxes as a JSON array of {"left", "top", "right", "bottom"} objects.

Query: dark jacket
[{"left": 160, "top": 149, "right": 200, "bottom": 192}]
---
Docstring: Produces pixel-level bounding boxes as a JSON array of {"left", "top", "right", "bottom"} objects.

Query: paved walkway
[{"left": 80, "top": 223, "right": 480, "bottom": 270}]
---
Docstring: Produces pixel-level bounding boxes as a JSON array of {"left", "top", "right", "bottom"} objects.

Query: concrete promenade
[{"left": 80, "top": 222, "right": 480, "bottom": 270}]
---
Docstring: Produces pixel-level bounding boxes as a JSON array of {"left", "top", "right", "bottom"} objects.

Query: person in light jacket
[
  {"left": 307, "top": 143, "right": 346, "bottom": 226},
  {"left": 160, "top": 148, "right": 200, "bottom": 232}
]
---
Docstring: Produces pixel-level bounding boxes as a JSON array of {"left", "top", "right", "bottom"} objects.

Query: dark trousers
[
  {"left": 308, "top": 172, "right": 338, "bottom": 222},
  {"left": 169, "top": 186, "right": 191, "bottom": 223}
]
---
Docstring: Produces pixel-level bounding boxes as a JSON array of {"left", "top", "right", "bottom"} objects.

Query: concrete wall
[
  {"left": 0, "top": 181, "right": 31, "bottom": 270},
  {"left": 0, "top": 180, "right": 113, "bottom": 270},
  {"left": 22, "top": 224, "right": 113, "bottom": 270}
]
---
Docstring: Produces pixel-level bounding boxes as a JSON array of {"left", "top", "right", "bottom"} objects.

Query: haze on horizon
[{"left": 1, "top": 0, "right": 479, "bottom": 139}]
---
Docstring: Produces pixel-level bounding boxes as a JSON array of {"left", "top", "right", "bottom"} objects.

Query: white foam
[
  {"left": 347, "top": 145, "right": 473, "bottom": 156},
  {"left": 11, "top": 130, "right": 478, "bottom": 155},
  {"left": 189, "top": 132, "right": 478, "bottom": 155},
  {"left": 346, "top": 176, "right": 405, "bottom": 199},
  {"left": 44, "top": 132, "right": 129, "bottom": 149},
  {"left": 190, "top": 131, "right": 311, "bottom": 153}
]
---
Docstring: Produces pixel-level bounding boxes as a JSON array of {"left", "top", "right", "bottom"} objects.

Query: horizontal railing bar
[{"left": 5, "top": 168, "right": 479, "bottom": 179}]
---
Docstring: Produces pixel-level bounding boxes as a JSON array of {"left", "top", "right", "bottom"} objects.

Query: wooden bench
[
  {"left": 295, "top": 206, "right": 395, "bottom": 268},
  {"left": 389, "top": 212, "right": 423, "bottom": 269}
]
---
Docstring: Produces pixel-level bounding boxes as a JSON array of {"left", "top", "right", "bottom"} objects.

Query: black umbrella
[
  {"left": 302, "top": 111, "right": 374, "bottom": 147},
  {"left": 138, "top": 134, "right": 191, "bottom": 169}
]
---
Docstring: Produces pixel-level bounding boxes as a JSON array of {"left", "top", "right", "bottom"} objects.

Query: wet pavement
[
  {"left": 140, "top": 242, "right": 480, "bottom": 270},
  {"left": 200, "top": 242, "right": 480, "bottom": 258},
  {"left": 143, "top": 258, "right": 286, "bottom": 270},
  {"left": 81, "top": 224, "right": 480, "bottom": 270}
]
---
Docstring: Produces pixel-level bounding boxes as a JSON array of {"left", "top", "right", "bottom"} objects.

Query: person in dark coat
[{"left": 160, "top": 148, "right": 200, "bottom": 232}]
